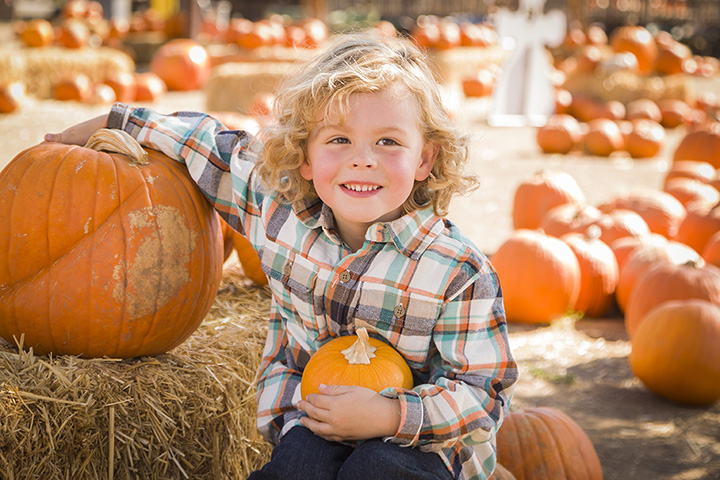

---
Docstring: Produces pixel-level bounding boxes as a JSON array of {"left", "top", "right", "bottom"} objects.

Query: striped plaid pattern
[{"left": 107, "top": 103, "right": 518, "bottom": 480}]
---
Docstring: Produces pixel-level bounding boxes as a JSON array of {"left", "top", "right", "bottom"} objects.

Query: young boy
[{"left": 45, "top": 33, "right": 518, "bottom": 479}]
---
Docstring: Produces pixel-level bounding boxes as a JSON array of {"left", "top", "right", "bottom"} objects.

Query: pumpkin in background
[
  {"left": 663, "top": 160, "right": 717, "bottom": 186},
  {"left": 134, "top": 71, "right": 167, "bottom": 102},
  {"left": 536, "top": 114, "right": 582, "bottom": 154},
  {"left": 657, "top": 98, "right": 692, "bottom": 128},
  {"left": 592, "top": 208, "right": 650, "bottom": 245},
  {"left": 610, "top": 233, "right": 667, "bottom": 274},
  {"left": 702, "top": 231, "right": 720, "bottom": 268},
  {"left": 232, "top": 232, "right": 267, "bottom": 285},
  {"left": 496, "top": 407, "right": 603, "bottom": 480},
  {"left": 653, "top": 39, "right": 693, "bottom": 75},
  {"left": 582, "top": 118, "right": 624, "bottom": 156},
  {"left": 615, "top": 238, "right": 701, "bottom": 313},
  {"left": 300, "top": 327, "right": 413, "bottom": 400},
  {"left": 561, "top": 226, "right": 619, "bottom": 318},
  {"left": 624, "top": 260, "right": 720, "bottom": 338},
  {"left": 625, "top": 119, "right": 665, "bottom": 159},
  {"left": 103, "top": 71, "right": 137, "bottom": 103},
  {"left": 539, "top": 202, "right": 602, "bottom": 238},
  {"left": 663, "top": 177, "right": 720, "bottom": 207},
  {"left": 0, "top": 82, "right": 26, "bottom": 113},
  {"left": 674, "top": 200, "right": 720, "bottom": 254},
  {"left": 56, "top": 18, "right": 91, "bottom": 49},
  {"left": 462, "top": 69, "right": 495, "bottom": 98},
  {"left": 54, "top": 73, "right": 94, "bottom": 102},
  {"left": 630, "top": 299, "right": 720, "bottom": 406},
  {"left": 672, "top": 122, "right": 720, "bottom": 168},
  {"left": 598, "top": 189, "right": 686, "bottom": 239},
  {"left": 609, "top": 25, "right": 657, "bottom": 74},
  {"left": 492, "top": 229, "right": 580, "bottom": 324},
  {"left": 0, "top": 129, "right": 224, "bottom": 358},
  {"left": 19, "top": 18, "right": 55, "bottom": 47},
  {"left": 625, "top": 98, "right": 662, "bottom": 123},
  {"left": 150, "top": 38, "right": 211, "bottom": 91},
  {"left": 512, "top": 170, "right": 586, "bottom": 230}
]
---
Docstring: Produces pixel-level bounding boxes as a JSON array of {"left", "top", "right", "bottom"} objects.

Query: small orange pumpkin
[
  {"left": 0, "top": 129, "right": 223, "bottom": 358},
  {"left": 54, "top": 73, "right": 94, "bottom": 102},
  {"left": 664, "top": 177, "right": 720, "bottom": 207},
  {"left": 0, "top": 82, "right": 26, "bottom": 113},
  {"left": 674, "top": 200, "right": 720, "bottom": 254},
  {"left": 512, "top": 170, "right": 586, "bottom": 230},
  {"left": 19, "top": 18, "right": 55, "bottom": 47},
  {"left": 625, "top": 119, "right": 665, "bottom": 159},
  {"left": 583, "top": 118, "right": 624, "bottom": 156},
  {"left": 103, "top": 71, "right": 137, "bottom": 103},
  {"left": 598, "top": 189, "right": 686, "bottom": 239},
  {"left": 702, "top": 232, "right": 720, "bottom": 268},
  {"left": 630, "top": 299, "right": 720, "bottom": 406},
  {"left": 539, "top": 202, "right": 602, "bottom": 238},
  {"left": 300, "top": 327, "right": 413, "bottom": 400},
  {"left": 609, "top": 25, "right": 658, "bottom": 74},
  {"left": 134, "top": 71, "right": 167, "bottom": 102},
  {"left": 149, "top": 39, "right": 211, "bottom": 91},
  {"left": 536, "top": 114, "right": 582, "bottom": 154},
  {"left": 672, "top": 122, "right": 720, "bottom": 168}
]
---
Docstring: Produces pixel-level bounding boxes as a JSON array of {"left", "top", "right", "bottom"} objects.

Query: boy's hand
[
  {"left": 44, "top": 113, "right": 109, "bottom": 146},
  {"left": 296, "top": 384, "right": 401, "bottom": 442}
]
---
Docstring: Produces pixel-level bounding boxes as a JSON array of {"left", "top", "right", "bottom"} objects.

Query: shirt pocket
[
  {"left": 352, "top": 283, "right": 442, "bottom": 371},
  {"left": 263, "top": 249, "right": 321, "bottom": 342}
]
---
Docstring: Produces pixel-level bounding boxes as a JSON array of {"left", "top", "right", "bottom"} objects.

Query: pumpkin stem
[
  {"left": 84, "top": 129, "right": 149, "bottom": 165},
  {"left": 341, "top": 327, "right": 377, "bottom": 365}
]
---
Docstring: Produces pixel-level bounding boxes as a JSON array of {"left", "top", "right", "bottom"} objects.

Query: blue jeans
[{"left": 248, "top": 426, "right": 455, "bottom": 480}]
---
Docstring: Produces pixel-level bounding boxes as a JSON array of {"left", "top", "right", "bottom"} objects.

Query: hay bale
[
  {"left": 0, "top": 266, "right": 272, "bottom": 479},
  {"left": 0, "top": 46, "right": 135, "bottom": 99},
  {"left": 426, "top": 46, "right": 507, "bottom": 86},
  {"left": 204, "top": 61, "right": 293, "bottom": 114},
  {"left": 563, "top": 70, "right": 694, "bottom": 105}
]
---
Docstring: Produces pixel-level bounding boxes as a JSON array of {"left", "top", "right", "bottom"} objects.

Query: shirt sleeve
[
  {"left": 105, "top": 102, "right": 263, "bottom": 239},
  {"left": 380, "top": 262, "right": 518, "bottom": 453}
]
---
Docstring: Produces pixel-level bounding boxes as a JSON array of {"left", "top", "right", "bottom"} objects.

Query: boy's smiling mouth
[{"left": 342, "top": 183, "right": 381, "bottom": 192}]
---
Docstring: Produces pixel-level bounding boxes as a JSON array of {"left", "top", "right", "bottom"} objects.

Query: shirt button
[
  {"left": 393, "top": 304, "right": 406, "bottom": 318},
  {"left": 282, "top": 263, "right": 292, "bottom": 276},
  {"left": 339, "top": 271, "right": 351, "bottom": 283}
]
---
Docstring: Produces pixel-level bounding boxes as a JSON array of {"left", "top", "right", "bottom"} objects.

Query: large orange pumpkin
[
  {"left": 672, "top": 122, "right": 720, "bottom": 168},
  {"left": 674, "top": 200, "right": 720, "bottom": 254},
  {"left": 598, "top": 189, "right": 686, "bottom": 239},
  {"left": 149, "top": 38, "right": 211, "bottom": 91},
  {"left": 561, "top": 226, "right": 619, "bottom": 318},
  {"left": 0, "top": 129, "right": 223, "bottom": 358},
  {"left": 496, "top": 407, "right": 603, "bottom": 480},
  {"left": 300, "top": 327, "right": 413, "bottom": 400},
  {"left": 492, "top": 229, "right": 580, "bottom": 324},
  {"left": 512, "top": 170, "right": 586, "bottom": 230},
  {"left": 629, "top": 299, "right": 720, "bottom": 406},
  {"left": 624, "top": 260, "right": 720, "bottom": 338}
]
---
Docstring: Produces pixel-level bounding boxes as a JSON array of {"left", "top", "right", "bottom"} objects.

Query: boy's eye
[
  {"left": 378, "top": 138, "right": 400, "bottom": 146},
  {"left": 329, "top": 137, "right": 350, "bottom": 144}
]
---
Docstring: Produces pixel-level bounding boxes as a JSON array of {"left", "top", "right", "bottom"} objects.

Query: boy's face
[{"left": 302, "top": 89, "right": 437, "bottom": 243}]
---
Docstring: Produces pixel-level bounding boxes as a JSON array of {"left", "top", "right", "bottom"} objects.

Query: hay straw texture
[
  {"left": 0, "top": 46, "right": 135, "bottom": 99},
  {"left": 426, "top": 46, "right": 507, "bottom": 86},
  {"left": 0, "top": 266, "right": 272, "bottom": 479},
  {"left": 204, "top": 62, "right": 294, "bottom": 114}
]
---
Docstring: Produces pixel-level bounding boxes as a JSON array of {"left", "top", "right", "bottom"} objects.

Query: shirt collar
[{"left": 293, "top": 198, "right": 443, "bottom": 259}]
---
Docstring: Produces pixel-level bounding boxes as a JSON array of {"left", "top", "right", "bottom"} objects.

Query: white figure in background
[{"left": 489, "top": 0, "right": 566, "bottom": 127}]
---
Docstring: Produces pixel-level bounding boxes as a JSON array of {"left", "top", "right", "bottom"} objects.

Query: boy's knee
[{"left": 338, "top": 440, "right": 453, "bottom": 480}]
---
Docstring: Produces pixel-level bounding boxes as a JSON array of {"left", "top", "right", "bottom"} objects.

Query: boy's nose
[{"left": 351, "top": 150, "right": 376, "bottom": 169}]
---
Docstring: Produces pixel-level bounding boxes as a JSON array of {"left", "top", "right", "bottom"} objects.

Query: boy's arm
[{"left": 44, "top": 114, "right": 108, "bottom": 145}]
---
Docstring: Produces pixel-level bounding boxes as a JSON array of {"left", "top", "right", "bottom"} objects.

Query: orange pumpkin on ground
[
  {"left": 664, "top": 177, "right": 720, "bottom": 207},
  {"left": 0, "top": 82, "right": 26, "bottom": 113},
  {"left": 0, "top": 129, "right": 224, "bottom": 358},
  {"left": 561, "top": 226, "right": 619, "bottom": 318},
  {"left": 134, "top": 71, "right": 167, "bottom": 102},
  {"left": 496, "top": 407, "right": 603, "bottom": 480},
  {"left": 702, "top": 232, "right": 720, "bottom": 268},
  {"left": 54, "top": 73, "right": 94, "bottom": 102},
  {"left": 663, "top": 160, "right": 717, "bottom": 186},
  {"left": 674, "top": 200, "right": 720, "bottom": 254},
  {"left": 615, "top": 238, "right": 701, "bottom": 313},
  {"left": 539, "top": 203, "right": 602, "bottom": 238},
  {"left": 512, "top": 170, "right": 586, "bottom": 230},
  {"left": 630, "top": 299, "right": 720, "bottom": 406},
  {"left": 598, "top": 189, "right": 686, "bottom": 239},
  {"left": 56, "top": 18, "right": 91, "bottom": 49},
  {"left": 609, "top": 25, "right": 658, "bottom": 74},
  {"left": 610, "top": 233, "right": 667, "bottom": 274},
  {"left": 536, "top": 114, "right": 582, "bottom": 154},
  {"left": 492, "top": 229, "right": 580, "bottom": 324},
  {"left": 462, "top": 69, "right": 495, "bottom": 98},
  {"left": 583, "top": 118, "right": 624, "bottom": 156},
  {"left": 103, "top": 71, "right": 137, "bottom": 103},
  {"left": 592, "top": 208, "right": 650, "bottom": 245},
  {"left": 672, "top": 122, "right": 720, "bottom": 168},
  {"left": 625, "top": 119, "right": 665, "bottom": 158},
  {"left": 150, "top": 39, "right": 211, "bottom": 91},
  {"left": 624, "top": 260, "right": 720, "bottom": 338},
  {"left": 19, "top": 18, "right": 55, "bottom": 47},
  {"left": 300, "top": 327, "right": 413, "bottom": 400},
  {"left": 657, "top": 98, "right": 692, "bottom": 128},
  {"left": 653, "top": 39, "right": 692, "bottom": 76}
]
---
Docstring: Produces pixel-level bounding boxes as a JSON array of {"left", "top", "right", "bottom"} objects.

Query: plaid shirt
[{"left": 107, "top": 103, "right": 517, "bottom": 480}]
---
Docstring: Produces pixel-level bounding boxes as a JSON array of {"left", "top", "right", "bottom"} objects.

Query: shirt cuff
[
  {"left": 380, "top": 387, "right": 423, "bottom": 446},
  {"left": 106, "top": 102, "right": 132, "bottom": 130}
]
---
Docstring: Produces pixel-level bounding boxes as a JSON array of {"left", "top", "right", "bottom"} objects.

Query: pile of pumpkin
[{"left": 492, "top": 121, "right": 720, "bottom": 407}]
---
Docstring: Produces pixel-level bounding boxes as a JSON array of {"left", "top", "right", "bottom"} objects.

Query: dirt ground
[{"left": 1, "top": 27, "right": 719, "bottom": 479}]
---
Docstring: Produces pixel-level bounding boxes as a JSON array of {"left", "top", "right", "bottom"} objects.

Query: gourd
[
  {"left": 629, "top": 299, "right": 720, "bottom": 406},
  {"left": 300, "top": 327, "right": 413, "bottom": 400},
  {"left": 496, "top": 407, "right": 603, "bottom": 480},
  {"left": 0, "top": 129, "right": 223, "bottom": 358}
]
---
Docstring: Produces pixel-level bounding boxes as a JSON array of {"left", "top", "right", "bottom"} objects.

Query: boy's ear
[
  {"left": 415, "top": 142, "right": 439, "bottom": 181},
  {"left": 299, "top": 160, "right": 313, "bottom": 180}
]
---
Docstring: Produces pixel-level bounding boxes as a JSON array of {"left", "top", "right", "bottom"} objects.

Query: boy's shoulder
[{"left": 423, "top": 218, "right": 495, "bottom": 273}]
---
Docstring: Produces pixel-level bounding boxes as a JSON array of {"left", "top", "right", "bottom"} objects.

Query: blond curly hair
[{"left": 255, "top": 32, "right": 478, "bottom": 216}]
